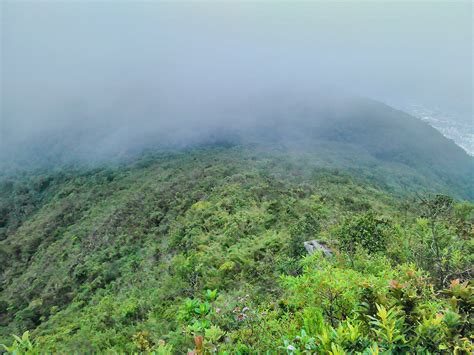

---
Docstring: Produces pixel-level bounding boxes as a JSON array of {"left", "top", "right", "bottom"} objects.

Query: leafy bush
[{"left": 334, "top": 211, "right": 389, "bottom": 257}]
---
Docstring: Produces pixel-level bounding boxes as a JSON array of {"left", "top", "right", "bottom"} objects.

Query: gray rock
[{"left": 303, "top": 240, "right": 333, "bottom": 257}]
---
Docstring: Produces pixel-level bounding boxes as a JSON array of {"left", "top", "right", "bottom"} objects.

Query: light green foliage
[
  {"left": 368, "top": 305, "right": 407, "bottom": 351},
  {"left": 0, "top": 147, "right": 472, "bottom": 352},
  {"left": 0, "top": 331, "right": 37, "bottom": 354},
  {"left": 389, "top": 196, "right": 473, "bottom": 287},
  {"left": 277, "top": 254, "right": 472, "bottom": 353}
]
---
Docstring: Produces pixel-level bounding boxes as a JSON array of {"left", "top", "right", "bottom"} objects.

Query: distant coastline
[{"left": 407, "top": 105, "right": 474, "bottom": 157}]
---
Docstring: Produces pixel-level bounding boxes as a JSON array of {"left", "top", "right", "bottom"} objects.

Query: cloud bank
[{"left": 1, "top": 1, "right": 472, "bottom": 162}]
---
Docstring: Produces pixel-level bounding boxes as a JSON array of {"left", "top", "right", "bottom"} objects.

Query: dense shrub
[{"left": 334, "top": 211, "right": 389, "bottom": 257}]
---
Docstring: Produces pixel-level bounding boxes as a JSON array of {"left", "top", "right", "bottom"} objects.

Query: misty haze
[{"left": 0, "top": 1, "right": 473, "bottom": 353}]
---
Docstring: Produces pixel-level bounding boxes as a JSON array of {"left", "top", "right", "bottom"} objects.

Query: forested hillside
[
  {"left": 3, "top": 1, "right": 473, "bottom": 353},
  {"left": 0, "top": 146, "right": 472, "bottom": 353},
  {"left": 3, "top": 97, "right": 473, "bottom": 201}
]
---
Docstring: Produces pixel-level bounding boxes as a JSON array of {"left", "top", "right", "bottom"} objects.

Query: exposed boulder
[{"left": 303, "top": 240, "right": 333, "bottom": 257}]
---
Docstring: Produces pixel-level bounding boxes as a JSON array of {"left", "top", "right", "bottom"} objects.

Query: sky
[{"left": 1, "top": 1, "right": 472, "bottom": 159}]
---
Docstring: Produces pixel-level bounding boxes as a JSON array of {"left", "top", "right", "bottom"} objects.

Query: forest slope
[
  {"left": 2, "top": 98, "right": 473, "bottom": 200},
  {"left": 0, "top": 147, "right": 472, "bottom": 352}
]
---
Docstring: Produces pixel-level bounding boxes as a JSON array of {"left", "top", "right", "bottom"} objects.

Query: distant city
[{"left": 407, "top": 105, "right": 474, "bottom": 156}]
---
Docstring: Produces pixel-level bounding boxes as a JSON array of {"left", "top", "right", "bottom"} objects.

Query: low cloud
[{"left": 1, "top": 1, "right": 472, "bottom": 163}]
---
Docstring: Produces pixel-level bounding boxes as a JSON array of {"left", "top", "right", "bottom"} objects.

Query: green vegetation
[{"left": 0, "top": 146, "right": 472, "bottom": 353}]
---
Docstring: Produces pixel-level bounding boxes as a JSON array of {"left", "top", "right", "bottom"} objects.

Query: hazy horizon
[{"left": 1, "top": 1, "right": 472, "bottom": 160}]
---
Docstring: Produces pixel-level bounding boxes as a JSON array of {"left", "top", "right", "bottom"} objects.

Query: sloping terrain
[
  {"left": 2, "top": 97, "right": 473, "bottom": 200},
  {"left": 0, "top": 147, "right": 472, "bottom": 352}
]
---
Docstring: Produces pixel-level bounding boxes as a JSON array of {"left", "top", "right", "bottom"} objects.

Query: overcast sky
[{"left": 1, "top": 1, "right": 472, "bottom": 154}]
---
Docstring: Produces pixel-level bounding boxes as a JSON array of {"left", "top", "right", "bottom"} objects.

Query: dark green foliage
[
  {"left": 289, "top": 212, "right": 321, "bottom": 257},
  {"left": 335, "top": 211, "right": 389, "bottom": 257}
]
